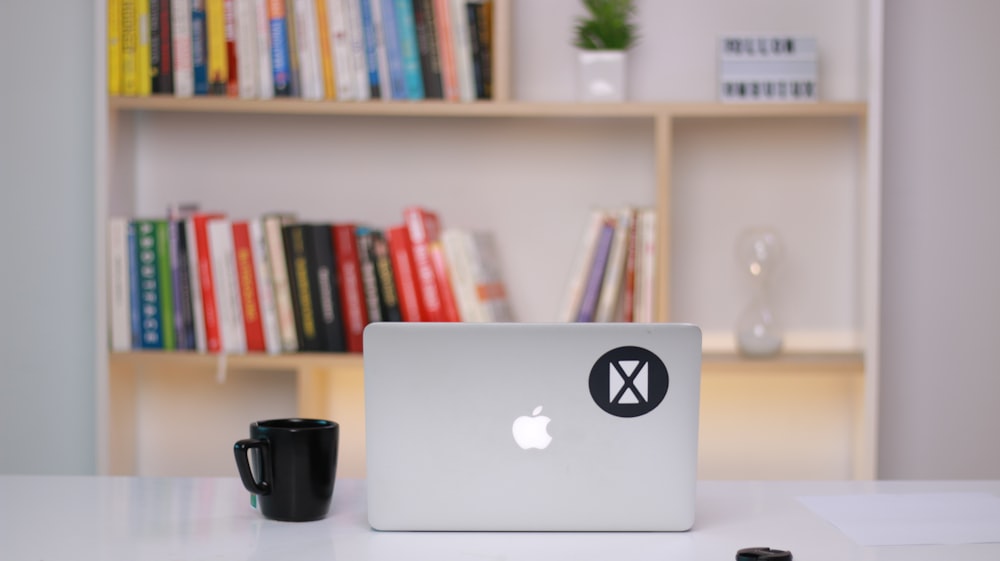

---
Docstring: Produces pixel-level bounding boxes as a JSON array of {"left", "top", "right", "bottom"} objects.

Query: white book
[
  {"left": 253, "top": 0, "right": 275, "bottom": 99},
  {"left": 263, "top": 215, "right": 299, "bottom": 352},
  {"left": 328, "top": 0, "right": 357, "bottom": 100},
  {"left": 345, "top": 0, "right": 371, "bottom": 100},
  {"left": 293, "top": 0, "right": 324, "bottom": 99},
  {"left": 633, "top": 207, "right": 657, "bottom": 323},
  {"left": 249, "top": 218, "right": 283, "bottom": 354},
  {"left": 234, "top": 0, "right": 259, "bottom": 99},
  {"left": 448, "top": 0, "right": 475, "bottom": 101},
  {"left": 467, "top": 230, "right": 514, "bottom": 322},
  {"left": 170, "top": 0, "right": 194, "bottom": 97},
  {"left": 184, "top": 218, "right": 208, "bottom": 352},
  {"left": 595, "top": 207, "right": 634, "bottom": 323},
  {"left": 557, "top": 208, "right": 607, "bottom": 322},
  {"left": 207, "top": 220, "right": 247, "bottom": 354},
  {"left": 441, "top": 228, "right": 483, "bottom": 322},
  {"left": 108, "top": 218, "right": 133, "bottom": 352}
]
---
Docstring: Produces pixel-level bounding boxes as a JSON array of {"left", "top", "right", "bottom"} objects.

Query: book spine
[
  {"left": 441, "top": 228, "right": 481, "bottom": 322},
  {"left": 168, "top": 218, "right": 195, "bottom": 350},
  {"left": 332, "top": 224, "right": 368, "bottom": 352},
  {"left": 206, "top": 0, "right": 229, "bottom": 94},
  {"left": 328, "top": 0, "right": 356, "bottom": 100},
  {"left": 283, "top": 224, "right": 319, "bottom": 351},
  {"left": 192, "top": 0, "right": 210, "bottom": 94},
  {"left": 377, "top": 0, "right": 408, "bottom": 99},
  {"left": 134, "top": 220, "right": 164, "bottom": 348},
  {"left": 292, "top": 0, "right": 324, "bottom": 99},
  {"left": 121, "top": 0, "right": 138, "bottom": 95},
  {"left": 357, "top": 0, "right": 381, "bottom": 98},
  {"left": 385, "top": 224, "right": 421, "bottom": 321},
  {"left": 232, "top": 221, "right": 266, "bottom": 352},
  {"left": 634, "top": 208, "right": 657, "bottom": 323},
  {"left": 344, "top": 0, "right": 371, "bottom": 100},
  {"left": 250, "top": 218, "right": 283, "bottom": 354},
  {"left": 284, "top": 0, "right": 301, "bottom": 97},
  {"left": 136, "top": 0, "right": 153, "bottom": 95},
  {"left": 171, "top": 0, "right": 194, "bottom": 96},
  {"left": 314, "top": 0, "right": 336, "bottom": 99},
  {"left": 403, "top": 207, "right": 444, "bottom": 321},
  {"left": 223, "top": 0, "right": 240, "bottom": 96},
  {"left": 476, "top": 0, "right": 492, "bottom": 98},
  {"left": 621, "top": 208, "right": 639, "bottom": 323},
  {"left": 235, "top": 0, "right": 259, "bottom": 99},
  {"left": 108, "top": 218, "right": 132, "bottom": 351},
  {"left": 264, "top": 215, "right": 298, "bottom": 352},
  {"left": 253, "top": 0, "right": 275, "bottom": 98},
  {"left": 127, "top": 222, "right": 142, "bottom": 347},
  {"left": 431, "top": 0, "right": 457, "bottom": 100},
  {"left": 557, "top": 209, "right": 606, "bottom": 322},
  {"left": 184, "top": 218, "right": 207, "bottom": 351},
  {"left": 370, "top": 229, "right": 403, "bottom": 321},
  {"left": 154, "top": 221, "right": 175, "bottom": 349},
  {"left": 308, "top": 224, "right": 345, "bottom": 351},
  {"left": 393, "top": 0, "right": 425, "bottom": 99},
  {"left": 595, "top": 208, "right": 633, "bottom": 322},
  {"left": 356, "top": 228, "right": 383, "bottom": 323},
  {"left": 469, "top": 229, "right": 513, "bottom": 321},
  {"left": 466, "top": 0, "right": 489, "bottom": 99},
  {"left": 366, "top": 0, "right": 392, "bottom": 100},
  {"left": 267, "top": 0, "right": 292, "bottom": 95},
  {"left": 151, "top": 0, "right": 175, "bottom": 93},
  {"left": 208, "top": 219, "right": 246, "bottom": 353},
  {"left": 447, "top": 0, "right": 474, "bottom": 101},
  {"left": 411, "top": 0, "right": 442, "bottom": 99},
  {"left": 191, "top": 213, "right": 225, "bottom": 352},
  {"left": 575, "top": 218, "right": 615, "bottom": 323},
  {"left": 108, "top": 0, "right": 123, "bottom": 95}
]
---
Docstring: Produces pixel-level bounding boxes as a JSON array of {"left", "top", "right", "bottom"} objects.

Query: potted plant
[{"left": 573, "top": 0, "right": 639, "bottom": 102}]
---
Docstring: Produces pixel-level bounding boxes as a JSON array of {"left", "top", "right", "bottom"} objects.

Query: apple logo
[{"left": 511, "top": 406, "right": 552, "bottom": 450}]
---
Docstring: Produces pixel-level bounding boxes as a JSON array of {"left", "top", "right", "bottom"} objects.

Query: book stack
[
  {"left": 558, "top": 207, "right": 657, "bottom": 323},
  {"left": 107, "top": 0, "right": 495, "bottom": 101},
  {"left": 106, "top": 205, "right": 514, "bottom": 355},
  {"left": 718, "top": 35, "right": 818, "bottom": 103}
]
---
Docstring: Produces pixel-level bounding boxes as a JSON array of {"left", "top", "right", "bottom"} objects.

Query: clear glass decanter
[{"left": 734, "top": 227, "right": 784, "bottom": 357}]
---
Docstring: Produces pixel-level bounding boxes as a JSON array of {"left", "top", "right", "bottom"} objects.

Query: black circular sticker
[{"left": 589, "top": 346, "right": 669, "bottom": 418}]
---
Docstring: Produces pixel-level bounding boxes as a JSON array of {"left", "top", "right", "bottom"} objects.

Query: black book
[
  {"left": 369, "top": 229, "right": 403, "bottom": 322},
  {"left": 412, "top": 0, "right": 443, "bottom": 99},
  {"left": 306, "top": 224, "right": 346, "bottom": 352},
  {"left": 151, "top": 0, "right": 174, "bottom": 93},
  {"left": 283, "top": 224, "right": 322, "bottom": 351}
]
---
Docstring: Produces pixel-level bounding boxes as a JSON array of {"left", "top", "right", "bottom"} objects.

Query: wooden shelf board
[{"left": 108, "top": 96, "right": 866, "bottom": 120}]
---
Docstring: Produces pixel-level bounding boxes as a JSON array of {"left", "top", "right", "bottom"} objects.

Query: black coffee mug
[{"left": 233, "top": 418, "right": 339, "bottom": 522}]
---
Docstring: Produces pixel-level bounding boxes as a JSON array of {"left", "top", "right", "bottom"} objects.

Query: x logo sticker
[{"left": 610, "top": 360, "right": 648, "bottom": 405}]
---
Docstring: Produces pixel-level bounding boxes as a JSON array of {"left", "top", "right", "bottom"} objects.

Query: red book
[
  {"left": 386, "top": 225, "right": 423, "bottom": 322},
  {"left": 231, "top": 221, "right": 266, "bottom": 352},
  {"left": 224, "top": 0, "right": 239, "bottom": 96},
  {"left": 332, "top": 224, "right": 368, "bottom": 352},
  {"left": 428, "top": 241, "right": 461, "bottom": 322},
  {"left": 403, "top": 206, "right": 452, "bottom": 322},
  {"left": 190, "top": 212, "right": 226, "bottom": 352}
]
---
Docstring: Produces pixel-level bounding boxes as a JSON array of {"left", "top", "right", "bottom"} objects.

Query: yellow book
[
  {"left": 121, "top": 0, "right": 137, "bottom": 95},
  {"left": 206, "top": 0, "right": 229, "bottom": 94},
  {"left": 136, "top": 0, "right": 152, "bottom": 96},
  {"left": 315, "top": 0, "right": 336, "bottom": 99},
  {"left": 108, "top": 0, "right": 122, "bottom": 95}
]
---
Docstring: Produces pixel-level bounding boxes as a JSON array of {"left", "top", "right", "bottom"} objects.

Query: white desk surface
[{"left": 2, "top": 476, "right": 999, "bottom": 561}]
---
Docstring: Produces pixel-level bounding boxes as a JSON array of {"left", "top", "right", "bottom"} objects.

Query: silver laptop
[{"left": 362, "top": 322, "right": 702, "bottom": 532}]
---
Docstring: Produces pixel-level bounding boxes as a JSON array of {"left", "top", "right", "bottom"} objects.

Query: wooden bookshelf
[{"left": 96, "top": 0, "right": 880, "bottom": 481}]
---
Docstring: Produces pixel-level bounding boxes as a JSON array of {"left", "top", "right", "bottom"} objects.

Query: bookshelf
[{"left": 95, "top": 0, "right": 880, "bottom": 480}]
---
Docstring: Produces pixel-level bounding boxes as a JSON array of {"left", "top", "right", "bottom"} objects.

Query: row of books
[
  {"left": 558, "top": 207, "right": 658, "bottom": 323},
  {"left": 107, "top": 206, "right": 514, "bottom": 355},
  {"left": 107, "top": 0, "right": 495, "bottom": 101}
]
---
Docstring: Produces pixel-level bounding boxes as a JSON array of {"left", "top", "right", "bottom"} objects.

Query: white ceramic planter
[{"left": 577, "top": 50, "right": 627, "bottom": 102}]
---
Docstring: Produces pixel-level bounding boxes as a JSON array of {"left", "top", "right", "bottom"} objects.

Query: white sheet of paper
[{"left": 797, "top": 493, "right": 1000, "bottom": 546}]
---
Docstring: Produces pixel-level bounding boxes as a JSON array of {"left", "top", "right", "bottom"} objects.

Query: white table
[{"left": 1, "top": 476, "right": 998, "bottom": 560}]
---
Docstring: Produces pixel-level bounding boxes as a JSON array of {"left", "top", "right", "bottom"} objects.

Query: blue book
[
  {"left": 393, "top": 0, "right": 425, "bottom": 99},
  {"left": 269, "top": 8, "right": 292, "bottom": 96},
  {"left": 575, "top": 220, "right": 616, "bottom": 323},
  {"left": 358, "top": 0, "right": 382, "bottom": 98},
  {"left": 134, "top": 220, "right": 164, "bottom": 349},
  {"left": 127, "top": 222, "right": 142, "bottom": 349},
  {"left": 378, "top": 0, "right": 408, "bottom": 99},
  {"left": 191, "top": 0, "right": 209, "bottom": 95}
]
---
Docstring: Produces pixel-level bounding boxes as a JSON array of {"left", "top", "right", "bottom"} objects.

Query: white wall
[
  {"left": 0, "top": 1, "right": 96, "bottom": 474},
  {"left": 878, "top": 0, "right": 1000, "bottom": 478}
]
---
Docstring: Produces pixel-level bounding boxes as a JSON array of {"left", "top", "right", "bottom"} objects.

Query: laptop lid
[{"left": 363, "top": 322, "right": 702, "bottom": 531}]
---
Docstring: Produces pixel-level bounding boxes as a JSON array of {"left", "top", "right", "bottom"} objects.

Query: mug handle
[{"left": 233, "top": 438, "right": 272, "bottom": 495}]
